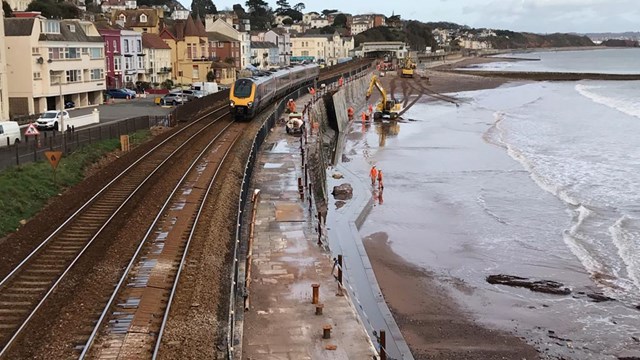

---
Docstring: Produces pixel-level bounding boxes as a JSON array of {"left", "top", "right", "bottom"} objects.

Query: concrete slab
[{"left": 241, "top": 96, "right": 377, "bottom": 360}]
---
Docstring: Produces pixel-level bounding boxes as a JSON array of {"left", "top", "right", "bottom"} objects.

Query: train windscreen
[{"left": 233, "top": 79, "right": 253, "bottom": 98}]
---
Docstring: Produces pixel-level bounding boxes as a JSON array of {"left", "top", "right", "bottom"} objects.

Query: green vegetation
[
  {"left": 26, "top": 0, "right": 80, "bottom": 19},
  {"left": 487, "top": 31, "right": 594, "bottom": 49},
  {"left": 354, "top": 24, "right": 437, "bottom": 51},
  {"left": 190, "top": 0, "right": 217, "bottom": 18},
  {"left": 0, "top": 130, "right": 151, "bottom": 238}
]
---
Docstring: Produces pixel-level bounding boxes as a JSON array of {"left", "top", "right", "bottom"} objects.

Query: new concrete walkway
[{"left": 241, "top": 107, "right": 377, "bottom": 359}]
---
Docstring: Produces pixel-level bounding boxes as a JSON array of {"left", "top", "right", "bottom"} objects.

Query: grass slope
[{"left": 0, "top": 130, "right": 150, "bottom": 237}]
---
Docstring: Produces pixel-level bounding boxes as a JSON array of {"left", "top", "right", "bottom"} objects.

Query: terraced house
[{"left": 4, "top": 16, "right": 105, "bottom": 116}]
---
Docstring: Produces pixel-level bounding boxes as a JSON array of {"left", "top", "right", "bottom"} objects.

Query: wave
[
  {"left": 609, "top": 216, "right": 640, "bottom": 291},
  {"left": 476, "top": 192, "right": 508, "bottom": 225},
  {"left": 575, "top": 83, "right": 640, "bottom": 120}
]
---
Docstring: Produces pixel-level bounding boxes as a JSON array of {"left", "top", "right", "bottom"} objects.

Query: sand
[{"left": 362, "top": 60, "right": 542, "bottom": 359}]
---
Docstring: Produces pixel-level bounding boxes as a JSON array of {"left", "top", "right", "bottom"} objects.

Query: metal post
[
  {"left": 15, "top": 143, "right": 19, "bottom": 166},
  {"left": 311, "top": 283, "right": 320, "bottom": 304},
  {"left": 337, "top": 255, "right": 343, "bottom": 286}
]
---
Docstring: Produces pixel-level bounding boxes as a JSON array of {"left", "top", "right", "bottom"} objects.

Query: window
[
  {"left": 218, "top": 42, "right": 223, "bottom": 48},
  {"left": 201, "top": 43, "right": 205, "bottom": 57},
  {"left": 90, "top": 69, "right": 103, "bottom": 80},
  {"left": 66, "top": 69, "right": 81, "bottom": 82},
  {"left": 114, "top": 57, "right": 121, "bottom": 71},
  {"left": 82, "top": 47, "right": 88, "bottom": 54},
  {"left": 67, "top": 48, "right": 79, "bottom": 59},
  {"left": 33, "top": 72, "right": 41, "bottom": 80},
  {"left": 142, "top": 28, "right": 148, "bottom": 33},
  {"left": 192, "top": 65, "right": 199, "bottom": 79},
  {"left": 125, "top": 57, "right": 132, "bottom": 70},
  {"left": 42, "top": 20, "right": 60, "bottom": 34},
  {"left": 119, "top": 14, "right": 125, "bottom": 22},
  {"left": 68, "top": 24, "right": 75, "bottom": 32},
  {"left": 106, "top": 57, "right": 110, "bottom": 70},
  {"left": 113, "top": 40, "right": 117, "bottom": 51},
  {"left": 48, "top": 47, "right": 61, "bottom": 60},
  {"left": 140, "top": 14, "right": 147, "bottom": 22},
  {"left": 137, "top": 40, "right": 141, "bottom": 52},
  {"left": 124, "top": 40, "right": 129, "bottom": 53},
  {"left": 32, "top": 47, "right": 39, "bottom": 54},
  {"left": 90, "top": 48, "right": 102, "bottom": 59},
  {"left": 137, "top": 56, "right": 143, "bottom": 69}
]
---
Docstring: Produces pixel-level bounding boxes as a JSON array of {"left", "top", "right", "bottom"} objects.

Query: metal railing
[{"left": 0, "top": 115, "right": 169, "bottom": 172}]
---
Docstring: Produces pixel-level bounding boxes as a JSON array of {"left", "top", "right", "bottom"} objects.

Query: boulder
[
  {"left": 486, "top": 274, "right": 571, "bottom": 295},
  {"left": 332, "top": 172, "right": 344, "bottom": 179},
  {"left": 331, "top": 183, "right": 353, "bottom": 200}
]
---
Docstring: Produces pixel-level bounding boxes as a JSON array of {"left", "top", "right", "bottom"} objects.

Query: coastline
[{"left": 360, "top": 60, "right": 540, "bottom": 359}]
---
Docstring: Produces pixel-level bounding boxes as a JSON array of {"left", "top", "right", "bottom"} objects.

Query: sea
[{"left": 345, "top": 48, "right": 640, "bottom": 359}]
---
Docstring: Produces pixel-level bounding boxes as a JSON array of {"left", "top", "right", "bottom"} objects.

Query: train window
[{"left": 233, "top": 79, "right": 253, "bottom": 97}]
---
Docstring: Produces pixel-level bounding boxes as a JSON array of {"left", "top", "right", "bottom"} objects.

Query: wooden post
[
  {"left": 311, "top": 283, "right": 320, "bottom": 304},
  {"left": 380, "top": 330, "right": 387, "bottom": 360}
]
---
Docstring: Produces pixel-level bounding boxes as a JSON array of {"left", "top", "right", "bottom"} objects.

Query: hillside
[{"left": 487, "top": 30, "right": 595, "bottom": 49}]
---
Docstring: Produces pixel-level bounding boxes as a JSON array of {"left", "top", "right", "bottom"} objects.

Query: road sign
[
  {"left": 44, "top": 151, "right": 63, "bottom": 170},
  {"left": 24, "top": 123, "right": 40, "bottom": 136}
]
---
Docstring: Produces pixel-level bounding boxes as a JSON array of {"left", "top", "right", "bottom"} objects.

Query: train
[{"left": 229, "top": 63, "right": 320, "bottom": 120}]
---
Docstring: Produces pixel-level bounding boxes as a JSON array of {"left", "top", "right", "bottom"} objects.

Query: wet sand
[{"left": 363, "top": 60, "right": 541, "bottom": 359}]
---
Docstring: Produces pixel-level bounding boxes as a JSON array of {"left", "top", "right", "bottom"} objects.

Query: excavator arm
[{"left": 365, "top": 75, "right": 387, "bottom": 103}]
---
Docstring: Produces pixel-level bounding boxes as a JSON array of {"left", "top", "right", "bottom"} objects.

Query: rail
[{"left": 0, "top": 104, "right": 230, "bottom": 357}]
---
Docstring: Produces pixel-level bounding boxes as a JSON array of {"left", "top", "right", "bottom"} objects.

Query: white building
[
  {"left": 250, "top": 41, "right": 278, "bottom": 69},
  {"left": 171, "top": 9, "right": 190, "bottom": 20},
  {"left": 291, "top": 32, "right": 354, "bottom": 65},
  {"left": 0, "top": 10, "right": 9, "bottom": 121},
  {"left": 120, "top": 29, "right": 145, "bottom": 86},
  {"left": 264, "top": 28, "right": 291, "bottom": 65},
  {"left": 4, "top": 17, "right": 105, "bottom": 116},
  {"left": 310, "top": 17, "right": 329, "bottom": 29},
  {"left": 350, "top": 20, "right": 370, "bottom": 35},
  {"left": 142, "top": 33, "right": 171, "bottom": 86}
]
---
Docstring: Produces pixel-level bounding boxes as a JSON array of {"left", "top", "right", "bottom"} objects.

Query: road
[{"left": 67, "top": 96, "right": 172, "bottom": 123}]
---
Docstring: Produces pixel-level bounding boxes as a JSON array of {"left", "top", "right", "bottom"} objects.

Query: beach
[{"left": 358, "top": 62, "right": 543, "bottom": 359}]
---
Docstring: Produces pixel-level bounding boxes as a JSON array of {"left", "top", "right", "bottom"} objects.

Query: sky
[{"left": 192, "top": 0, "right": 640, "bottom": 34}]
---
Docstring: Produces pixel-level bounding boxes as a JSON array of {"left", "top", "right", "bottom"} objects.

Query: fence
[{"left": 0, "top": 115, "right": 169, "bottom": 172}]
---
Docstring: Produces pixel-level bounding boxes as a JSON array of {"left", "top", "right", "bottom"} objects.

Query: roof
[
  {"left": 250, "top": 41, "right": 278, "bottom": 49},
  {"left": 183, "top": 15, "right": 198, "bottom": 37},
  {"left": 195, "top": 15, "right": 207, "bottom": 37},
  {"left": 142, "top": 33, "right": 171, "bottom": 49},
  {"left": 211, "top": 61, "right": 234, "bottom": 69},
  {"left": 207, "top": 31, "right": 238, "bottom": 43},
  {"left": 112, "top": 9, "right": 159, "bottom": 28},
  {"left": 39, "top": 20, "right": 103, "bottom": 42},
  {"left": 4, "top": 18, "right": 35, "bottom": 36}
]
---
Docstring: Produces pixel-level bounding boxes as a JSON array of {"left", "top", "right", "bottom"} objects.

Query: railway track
[
  {"left": 81, "top": 119, "right": 246, "bottom": 359},
  {"left": 0, "top": 104, "right": 230, "bottom": 357}
]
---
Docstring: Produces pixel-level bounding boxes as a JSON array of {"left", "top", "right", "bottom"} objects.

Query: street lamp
[{"left": 50, "top": 71, "right": 66, "bottom": 152}]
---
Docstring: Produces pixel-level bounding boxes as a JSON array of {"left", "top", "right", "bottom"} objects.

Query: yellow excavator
[
  {"left": 400, "top": 56, "right": 416, "bottom": 78},
  {"left": 366, "top": 75, "right": 402, "bottom": 120}
]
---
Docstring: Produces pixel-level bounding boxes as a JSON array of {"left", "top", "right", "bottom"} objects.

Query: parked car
[
  {"left": 36, "top": 110, "right": 70, "bottom": 131},
  {"left": 64, "top": 101, "right": 75, "bottom": 109},
  {"left": 159, "top": 93, "right": 189, "bottom": 106},
  {"left": 0, "top": 121, "right": 21, "bottom": 146},
  {"left": 105, "top": 89, "right": 131, "bottom": 99},
  {"left": 180, "top": 89, "right": 204, "bottom": 100},
  {"left": 121, "top": 88, "right": 137, "bottom": 98}
]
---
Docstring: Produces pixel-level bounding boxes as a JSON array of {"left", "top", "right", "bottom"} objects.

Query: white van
[{"left": 0, "top": 121, "right": 21, "bottom": 147}]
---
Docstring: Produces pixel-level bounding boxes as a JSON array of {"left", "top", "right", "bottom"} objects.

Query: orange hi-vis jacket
[{"left": 370, "top": 167, "right": 378, "bottom": 179}]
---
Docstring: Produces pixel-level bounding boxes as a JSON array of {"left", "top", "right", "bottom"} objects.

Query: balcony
[{"left": 157, "top": 67, "right": 172, "bottom": 74}]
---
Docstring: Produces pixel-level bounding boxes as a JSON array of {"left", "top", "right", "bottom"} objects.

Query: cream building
[
  {"left": 142, "top": 33, "right": 171, "bottom": 86},
  {"left": 5, "top": 17, "right": 106, "bottom": 116},
  {"left": 5, "top": 0, "right": 29, "bottom": 12},
  {"left": 0, "top": 10, "right": 9, "bottom": 121},
  {"left": 291, "top": 32, "right": 354, "bottom": 65},
  {"left": 205, "top": 18, "right": 250, "bottom": 69}
]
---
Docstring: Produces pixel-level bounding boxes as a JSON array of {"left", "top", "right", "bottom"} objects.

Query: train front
[{"left": 229, "top": 78, "right": 256, "bottom": 120}]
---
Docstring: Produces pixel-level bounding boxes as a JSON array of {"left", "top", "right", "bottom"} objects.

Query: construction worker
[
  {"left": 287, "top": 99, "right": 296, "bottom": 113},
  {"left": 369, "top": 165, "right": 378, "bottom": 186},
  {"left": 347, "top": 107, "right": 354, "bottom": 120},
  {"left": 361, "top": 112, "right": 367, "bottom": 123},
  {"left": 339, "top": 76, "right": 344, "bottom": 87},
  {"left": 368, "top": 103, "right": 373, "bottom": 115},
  {"left": 309, "top": 87, "right": 316, "bottom": 96},
  {"left": 377, "top": 169, "right": 384, "bottom": 190}
]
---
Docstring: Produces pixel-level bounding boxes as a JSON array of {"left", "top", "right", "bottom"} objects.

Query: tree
[
  {"left": 233, "top": 4, "right": 246, "bottom": 17},
  {"left": 333, "top": 13, "right": 346, "bottom": 27},
  {"left": 191, "top": 0, "right": 217, "bottom": 17},
  {"left": 161, "top": 79, "right": 174, "bottom": 89},
  {"left": 26, "top": 0, "right": 80, "bottom": 19},
  {"left": 282, "top": 17, "right": 293, "bottom": 25},
  {"left": 275, "top": 0, "right": 290, "bottom": 14},
  {"left": 321, "top": 9, "right": 337, "bottom": 16},
  {"left": 292, "top": 2, "right": 304, "bottom": 12},
  {"left": 245, "top": 0, "right": 273, "bottom": 30},
  {"left": 3, "top": 1, "right": 13, "bottom": 17},
  {"left": 206, "top": 70, "right": 215, "bottom": 82}
]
